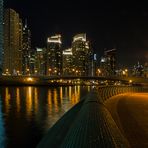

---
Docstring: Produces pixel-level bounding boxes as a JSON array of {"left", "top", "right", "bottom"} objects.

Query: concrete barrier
[{"left": 37, "top": 89, "right": 133, "bottom": 148}]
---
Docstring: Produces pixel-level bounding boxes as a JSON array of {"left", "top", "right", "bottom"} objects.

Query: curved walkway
[{"left": 105, "top": 93, "right": 148, "bottom": 148}]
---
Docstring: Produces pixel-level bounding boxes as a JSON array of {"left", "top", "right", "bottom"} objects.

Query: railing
[
  {"left": 98, "top": 85, "right": 148, "bottom": 103},
  {"left": 37, "top": 86, "right": 148, "bottom": 148}
]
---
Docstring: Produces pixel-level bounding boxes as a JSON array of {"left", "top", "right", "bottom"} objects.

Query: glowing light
[
  {"left": 47, "top": 35, "right": 61, "bottom": 44},
  {"left": 26, "top": 87, "right": 33, "bottom": 120},
  {"left": 27, "top": 77, "right": 33, "bottom": 82},
  {"left": 122, "top": 71, "right": 126, "bottom": 75},
  {"left": 73, "top": 33, "right": 86, "bottom": 42},
  {"left": 63, "top": 48, "right": 72, "bottom": 55},
  {"left": 16, "top": 88, "right": 20, "bottom": 114}
]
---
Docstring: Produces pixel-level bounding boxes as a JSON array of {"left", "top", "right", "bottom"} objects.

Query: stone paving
[{"left": 37, "top": 91, "right": 129, "bottom": 148}]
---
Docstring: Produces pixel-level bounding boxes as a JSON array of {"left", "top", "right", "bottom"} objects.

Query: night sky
[{"left": 5, "top": 0, "right": 148, "bottom": 67}]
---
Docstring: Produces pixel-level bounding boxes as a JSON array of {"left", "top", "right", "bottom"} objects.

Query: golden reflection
[
  {"left": 71, "top": 86, "right": 80, "bottom": 105},
  {"left": 60, "top": 87, "right": 63, "bottom": 102},
  {"left": 34, "top": 88, "right": 38, "bottom": 114},
  {"left": 53, "top": 89, "right": 58, "bottom": 112},
  {"left": 26, "top": 87, "right": 33, "bottom": 119},
  {"left": 16, "top": 88, "right": 20, "bottom": 114},
  {"left": 69, "top": 86, "right": 72, "bottom": 99},
  {"left": 47, "top": 90, "right": 52, "bottom": 113},
  {"left": 5, "top": 87, "right": 10, "bottom": 114}
]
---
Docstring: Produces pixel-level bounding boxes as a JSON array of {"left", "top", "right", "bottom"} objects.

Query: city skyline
[{"left": 5, "top": 0, "right": 148, "bottom": 67}]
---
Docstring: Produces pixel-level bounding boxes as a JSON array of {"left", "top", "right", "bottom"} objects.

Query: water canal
[{"left": 0, "top": 86, "right": 91, "bottom": 148}]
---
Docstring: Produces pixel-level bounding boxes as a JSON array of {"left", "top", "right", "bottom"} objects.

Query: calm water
[{"left": 0, "top": 86, "right": 91, "bottom": 148}]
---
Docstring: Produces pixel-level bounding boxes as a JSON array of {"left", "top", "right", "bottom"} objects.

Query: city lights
[{"left": 26, "top": 77, "right": 33, "bottom": 82}]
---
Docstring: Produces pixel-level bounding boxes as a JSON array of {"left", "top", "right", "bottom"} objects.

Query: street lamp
[
  {"left": 48, "top": 68, "right": 52, "bottom": 76},
  {"left": 26, "top": 68, "right": 30, "bottom": 75},
  {"left": 35, "top": 70, "right": 38, "bottom": 75},
  {"left": 97, "top": 69, "right": 101, "bottom": 76},
  {"left": 76, "top": 70, "right": 78, "bottom": 76},
  {"left": 17, "top": 70, "right": 20, "bottom": 75}
]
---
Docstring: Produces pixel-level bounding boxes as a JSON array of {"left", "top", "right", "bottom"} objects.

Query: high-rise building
[
  {"left": 22, "top": 20, "right": 31, "bottom": 75},
  {"left": 35, "top": 47, "right": 46, "bottom": 75},
  {"left": 132, "top": 62, "right": 144, "bottom": 77},
  {"left": 46, "top": 34, "right": 62, "bottom": 76},
  {"left": 62, "top": 48, "right": 73, "bottom": 76},
  {"left": 0, "top": 0, "right": 3, "bottom": 74},
  {"left": 3, "top": 9, "right": 22, "bottom": 75},
  {"left": 72, "top": 33, "right": 91, "bottom": 76},
  {"left": 100, "top": 48, "right": 117, "bottom": 76},
  {"left": 29, "top": 49, "right": 36, "bottom": 75},
  {"left": 100, "top": 56, "right": 108, "bottom": 76},
  {"left": 105, "top": 48, "right": 116, "bottom": 76}
]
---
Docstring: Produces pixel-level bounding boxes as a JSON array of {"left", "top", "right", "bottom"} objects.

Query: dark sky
[{"left": 5, "top": 0, "right": 148, "bottom": 67}]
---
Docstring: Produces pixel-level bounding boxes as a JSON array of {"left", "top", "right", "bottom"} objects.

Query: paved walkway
[
  {"left": 37, "top": 92, "right": 129, "bottom": 148},
  {"left": 105, "top": 93, "right": 148, "bottom": 148}
]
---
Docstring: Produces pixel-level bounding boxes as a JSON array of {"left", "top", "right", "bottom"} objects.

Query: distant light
[
  {"left": 27, "top": 77, "right": 33, "bottom": 82},
  {"left": 63, "top": 48, "right": 73, "bottom": 55},
  {"left": 101, "top": 57, "right": 105, "bottom": 62},
  {"left": 73, "top": 33, "right": 86, "bottom": 42},
  {"left": 94, "top": 54, "right": 97, "bottom": 60},
  {"left": 36, "top": 48, "right": 43, "bottom": 52},
  {"left": 129, "top": 80, "right": 132, "bottom": 83},
  {"left": 47, "top": 35, "right": 61, "bottom": 44}
]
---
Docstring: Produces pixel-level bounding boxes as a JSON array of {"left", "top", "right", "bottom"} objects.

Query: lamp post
[
  {"left": 48, "top": 68, "right": 52, "bottom": 76},
  {"left": 97, "top": 69, "right": 101, "bottom": 76}
]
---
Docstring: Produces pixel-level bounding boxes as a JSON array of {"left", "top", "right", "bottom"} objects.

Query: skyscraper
[
  {"left": 72, "top": 33, "right": 91, "bottom": 76},
  {"left": 46, "top": 34, "right": 62, "bottom": 76},
  {"left": 35, "top": 47, "right": 46, "bottom": 75},
  {"left": 0, "top": 0, "right": 3, "bottom": 74},
  {"left": 62, "top": 48, "right": 73, "bottom": 76},
  {"left": 100, "top": 48, "right": 117, "bottom": 76},
  {"left": 22, "top": 20, "right": 31, "bottom": 75},
  {"left": 3, "top": 9, "right": 22, "bottom": 75}
]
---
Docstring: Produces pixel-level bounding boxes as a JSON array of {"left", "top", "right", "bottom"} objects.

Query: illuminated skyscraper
[
  {"left": 3, "top": 9, "right": 22, "bottom": 75},
  {"left": 46, "top": 35, "right": 62, "bottom": 76},
  {"left": 62, "top": 48, "right": 73, "bottom": 76},
  {"left": 100, "top": 48, "right": 117, "bottom": 76},
  {"left": 0, "top": 0, "right": 3, "bottom": 74},
  {"left": 22, "top": 20, "right": 31, "bottom": 75},
  {"left": 35, "top": 47, "right": 46, "bottom": 75},
  {"left": 72, "top": 33, "right": 91, "bottom": 76}
]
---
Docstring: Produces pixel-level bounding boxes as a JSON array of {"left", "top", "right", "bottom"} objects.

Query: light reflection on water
[
  {"left": 0, "top": 86, "right": 91, "bottom": 148},
  {"left": 0, "top": 97, "right": 5, "bottom": 148}
]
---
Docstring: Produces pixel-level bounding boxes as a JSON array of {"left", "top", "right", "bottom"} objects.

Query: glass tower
[
  {"left": 46, "top": 35, "right": 62, "bottom": 76},
  {"left": 0, "top": 0, "right": 3, "bottom": 74}
]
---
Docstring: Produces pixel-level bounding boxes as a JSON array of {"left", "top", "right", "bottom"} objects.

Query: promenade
[{"left": 105, "top": 93, "right": 148, "bottom": 148}]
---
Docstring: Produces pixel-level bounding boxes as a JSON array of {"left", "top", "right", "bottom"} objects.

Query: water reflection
[
  {"left": 0, "top": 86, "right": 90, "bottom": 148},
  {"left": 0, "top": 96, "right": 5, "bottom": 148}
]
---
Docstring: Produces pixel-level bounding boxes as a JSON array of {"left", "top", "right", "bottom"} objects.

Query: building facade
[
  {"left": 46, "top": 35, "right": 62, "bottom": 76},
  {"left": 132, "top": 62, "right": 144, "bottom": 77},
  {"left": 35, "top": 47, "right": 46, "bottom": 75},
  {"left": 72, "top": 33, "right": 91, "bottom": 76},
  {"left": 62, "top": 48, "right": 73, "bottom": 76},
  {"left": 22, "top": 20, "right": 32, "bottom": 75},
  {"left": 100, "top": 48, "right": 116, "bottom": 76},
  {"left": 3, "top": 9, "right": 22, "bottom": 75},
  {"left": 0, "top": 0, "right": 3, "bottom": 74}
]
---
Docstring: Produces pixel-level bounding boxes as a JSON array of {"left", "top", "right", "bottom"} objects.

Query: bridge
[
  {"left": 0, "top": 75, "right": 148, "bottom": 86},
  {"left": 37, "top": 85, "right": 148, "bottom": 148}
]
